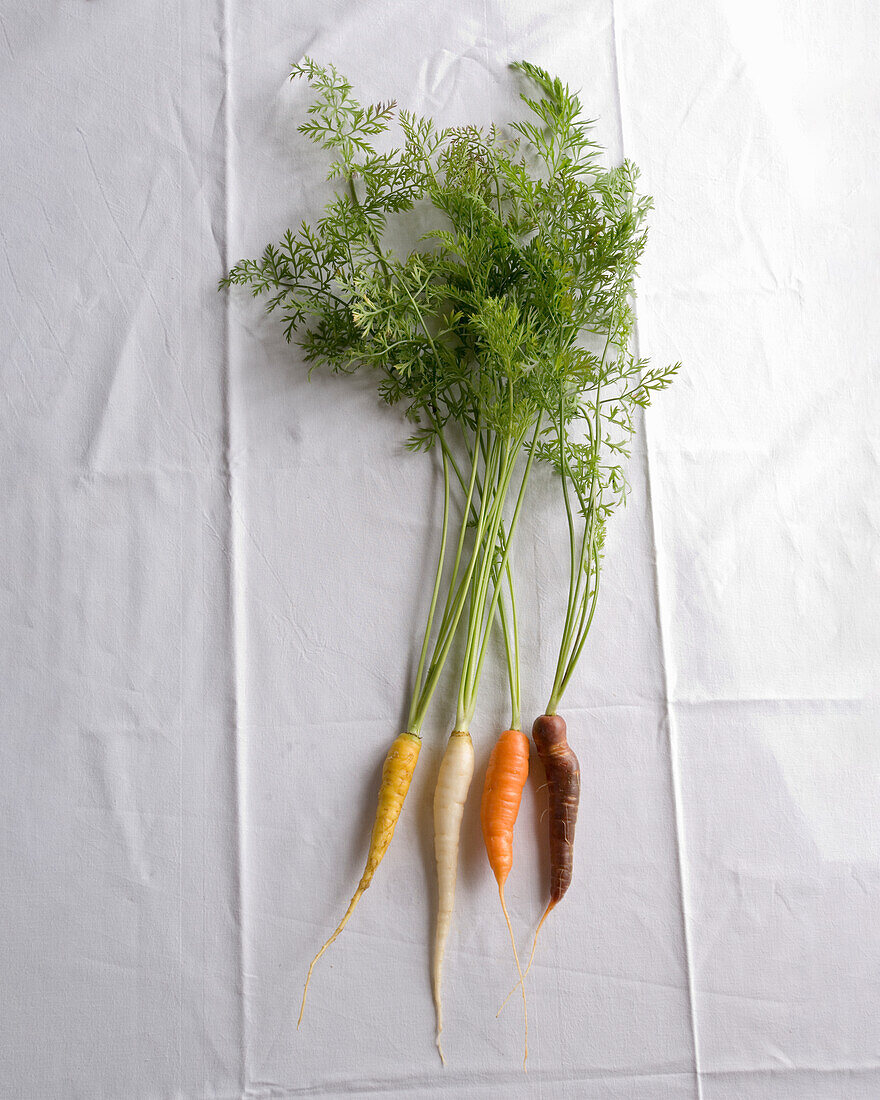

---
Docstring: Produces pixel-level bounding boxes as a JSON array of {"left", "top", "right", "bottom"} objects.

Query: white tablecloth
[{"left": 2, "top": 3, "right": 878, "bottom": 1097}]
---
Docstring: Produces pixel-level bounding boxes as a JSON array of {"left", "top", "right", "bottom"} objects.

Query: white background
[{"left": 2, "top": 2, "right": 879, "bottom": 1098}]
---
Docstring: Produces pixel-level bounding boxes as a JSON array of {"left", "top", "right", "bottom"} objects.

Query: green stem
[
  {"left": 408, "top": 443, "right": 450, "bottom": 716},
  {"left": 429, "top": 431, "right": 498, "bottom": 664},
  {"left": 346, "top": 174, "right": 391, "bottom": 286},
  {"left": 407, "top": 433, "right": 501, "bottom": 734},
  {"left": 549, "top": 388, "right": 579, "bottom": 698},
  {"left": 418, "top": 413, "right": 483, "bottom": 690},
  {"left": 455, "top": 434, "right": 519, "bottom": 730},
  {"left": 459, "top": 435, "right": 509, "bottom": 715},
  {"left": 555, "top": 545, "right": 602, "bottom": 703},
  {"left": 461, "top": 448, "right": 511, "bottom": 711},
  {"left": 500, "top": 561, "right": 521, "bottom": 731},
  {"left": 440, "top": 418, "right": 518, "bottom": 727},
  {"left": 546, "top": 321, "right": 614, "bottom": 713},
  {"left": 460, "top": 415, "right": 541, "bottom": 729}
]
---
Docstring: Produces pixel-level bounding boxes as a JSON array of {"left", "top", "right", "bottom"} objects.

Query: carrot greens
[
  {"left": 500, "top": 64, "right": 680, "bottom": 992},
  {"left": 222, "top": 57, "right": 678, "bottom": 1058}
]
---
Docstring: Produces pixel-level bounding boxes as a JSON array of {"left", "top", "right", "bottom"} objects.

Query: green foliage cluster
[{"left": 221, "top": 58, "right": 679, "bottom": 715}]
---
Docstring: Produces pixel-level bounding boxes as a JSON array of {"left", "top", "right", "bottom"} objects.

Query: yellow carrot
[{"left": 298, "top": 732, "right": 421, "bottom": 1026}]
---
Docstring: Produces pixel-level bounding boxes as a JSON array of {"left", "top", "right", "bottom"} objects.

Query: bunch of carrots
[{"left": 222, "top": 58, "right": 679, "bottom": 1064}]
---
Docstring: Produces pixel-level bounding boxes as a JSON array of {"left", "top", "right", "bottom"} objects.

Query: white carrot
[{"left": 432, "top": 728, "right": 475, "bottom": 1062}]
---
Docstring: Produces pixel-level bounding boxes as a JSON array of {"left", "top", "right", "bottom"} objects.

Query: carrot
[
  {"left": 533, "top": 715, "right": 580, "bottom": 909},
  {"left": 298, "top": 731, "right": 421, "bottom": 1026},
  {"left": 224, "top": 57, "right": 677, "bottom": 1051},
  {"left": 432, "top": 729, "right": 475, "bottom": 1061},
  {"left": 481, "top": 727, "right": 530, "bottom": 1067},
  {"left": 523, "top": 714, "right": 580, "bottom": 979}
]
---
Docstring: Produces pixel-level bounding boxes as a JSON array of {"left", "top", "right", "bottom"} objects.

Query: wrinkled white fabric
[{"left": 1, "top": 2, "right": 878, "bottom": 1097}]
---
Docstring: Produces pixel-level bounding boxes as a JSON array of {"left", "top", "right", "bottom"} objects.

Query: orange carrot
[{"left": 480, "top": 727, "right": 530, "bottom": 1067}]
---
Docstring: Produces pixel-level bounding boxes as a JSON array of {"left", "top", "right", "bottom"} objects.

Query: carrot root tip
[
  {"left": 297, "top": 884, "right": 366, "bottom": 1027},
  {"left": 496, "top": 899, "right": 556, "bottom": 1017},
  {"left": 498, "top": 885, "right": 528, "bottom": 1068}
]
